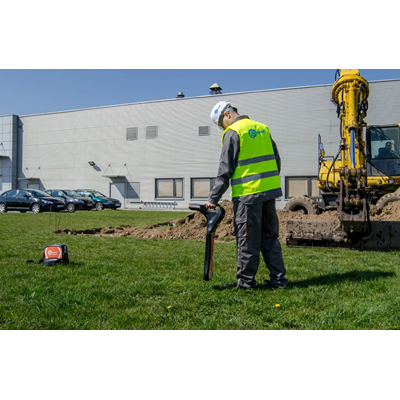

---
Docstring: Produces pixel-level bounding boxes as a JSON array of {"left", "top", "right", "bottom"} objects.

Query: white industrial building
[{"left": 1, "top": 79, "right": 400, "bottom": 210}]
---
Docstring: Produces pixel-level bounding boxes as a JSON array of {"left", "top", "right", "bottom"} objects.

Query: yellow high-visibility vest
[{"left": 222, "top": 118, "right": 281, "bottom": 198}]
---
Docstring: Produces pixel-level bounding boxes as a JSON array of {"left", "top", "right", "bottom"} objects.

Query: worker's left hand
[{"left": 205, "top": 201, "right": 217, "bottom": 210}]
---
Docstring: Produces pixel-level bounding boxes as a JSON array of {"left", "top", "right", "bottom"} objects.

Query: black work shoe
[
  {"left": 224, "top": 282, "right": 253, "bottom": 290},
  {"left": 264, "top": 279, "right": 287, "bottom": 290}
]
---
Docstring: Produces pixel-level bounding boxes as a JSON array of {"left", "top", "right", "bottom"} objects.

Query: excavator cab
[{"left": 366, "top": 124, "right": 400, "bottom": 183}]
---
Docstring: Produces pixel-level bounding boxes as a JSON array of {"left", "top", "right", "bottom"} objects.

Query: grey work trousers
[{"left": 233, "top": 198, "right": 287, "bottom": 288}]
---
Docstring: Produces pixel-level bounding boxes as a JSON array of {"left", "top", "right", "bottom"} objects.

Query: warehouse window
[
  {"left": 198, "top": 126, "right": 210, "bottom": 136},
  {"left": 191, "top": 178, "right": 215, "bottom": 199},
  {"left": 155, "top": 178, "right": 183, "bottom": 199},
  {"left": 146, "top": 126, "right": 158, "bottom": 139},
  {"left": 126, "top": 127, "right": 138, "bottom": 140},
  {"left": 285, "top": 176, "right": 319, "bottom": 199}
]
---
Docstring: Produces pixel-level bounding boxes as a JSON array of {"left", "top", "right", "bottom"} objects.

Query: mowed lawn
[{"left": 1, "top": 209, "right": 400, "bottom": 330}]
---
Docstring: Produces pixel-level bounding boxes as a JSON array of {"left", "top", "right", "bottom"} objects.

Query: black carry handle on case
[
  {"left": 189, "top": 203, "right": 225, "bottom": 281},
  {"left": 26, "top": 244, "right": 69, "bottom": 266}
]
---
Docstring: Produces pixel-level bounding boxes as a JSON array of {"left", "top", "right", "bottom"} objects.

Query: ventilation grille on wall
[
  {"left": 146, "top": 126, "right": 158, "bottom": 139},
  {"left": 126, "top": 127, "right": 138, "bottom": 140},
  {"left": 198, "top": 126, "right": 210, "bottom": 136}
]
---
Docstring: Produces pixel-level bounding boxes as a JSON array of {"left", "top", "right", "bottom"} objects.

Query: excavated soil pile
[{"left": 57, "top": 200, "right": 400, "bottom": 243}]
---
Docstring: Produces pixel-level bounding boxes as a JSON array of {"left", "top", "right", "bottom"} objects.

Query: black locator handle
[{"left": 189, "top": 203, "right": 225, "bottom": 280}]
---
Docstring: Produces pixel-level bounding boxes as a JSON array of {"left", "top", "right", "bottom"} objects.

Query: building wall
[
  {"left": 0, "top": 115, "right": 18, "bottom": 192},
  {"left": 15, "top": 79, "right": 400, "bottom": 210}
]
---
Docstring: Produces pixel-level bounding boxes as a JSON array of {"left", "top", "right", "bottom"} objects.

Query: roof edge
[{"left": 18, "top": 78, "right": 400, "bottom": 118}]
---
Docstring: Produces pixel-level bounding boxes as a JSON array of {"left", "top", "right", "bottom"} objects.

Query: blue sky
[{"left": 1, "top": 69, "right": 400, "bottom": 116}]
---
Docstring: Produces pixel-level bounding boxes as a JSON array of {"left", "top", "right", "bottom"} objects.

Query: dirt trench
[{"left": 57, "top": 199, "right": 400, "bottom": 243}]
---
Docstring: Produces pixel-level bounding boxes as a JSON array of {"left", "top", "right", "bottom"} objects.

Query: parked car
[
  {"left": 0, "top": 189, "right": 66, "bottom": 213},
  {"left": 44, "top": 189, "right": 95, "bottom": 212},
  {"left": 75, "top": 189, "right": 121, "bottom": 210}
]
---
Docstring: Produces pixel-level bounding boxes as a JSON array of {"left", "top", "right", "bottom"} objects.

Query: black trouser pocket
[
  {"left": 234, "top": 220, "right": 247, "bottom": 238},
  {"left": 233, "top": 200, "right": 247, "bottom": 238}
]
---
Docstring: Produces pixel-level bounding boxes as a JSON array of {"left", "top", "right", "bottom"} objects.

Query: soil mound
[{"left": 58, "top": 200, "right": 400, "bottom": 243}]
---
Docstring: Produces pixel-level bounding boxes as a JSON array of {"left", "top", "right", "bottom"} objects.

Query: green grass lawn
[{"left": 1, "top": 209, "right": 400, "bottom": 329}]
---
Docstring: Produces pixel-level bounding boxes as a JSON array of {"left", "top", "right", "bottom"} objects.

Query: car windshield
[
  {"left": 28, "top": 190, "right": 51, "bottom": 198},
  {"left": 91, "top": 191, "right": 107, "bottom": 197},
  {"left": 64, "top": 190, "right": 81, "bottom": 197}
]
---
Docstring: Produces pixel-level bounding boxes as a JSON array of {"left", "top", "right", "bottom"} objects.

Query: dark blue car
[
  {"left": 75, "top": 189, "right": 121, "bottom": 210},
  {"left": 0, "top": 189, "right": 66, "bottom": 213},
  {"left": 45, "top": 189, "right": 95, "bottom": 213}
]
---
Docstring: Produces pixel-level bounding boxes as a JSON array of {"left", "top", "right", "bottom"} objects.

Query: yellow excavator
[{"left": 285, "top": 69, "right": 400, "bottom": 249}]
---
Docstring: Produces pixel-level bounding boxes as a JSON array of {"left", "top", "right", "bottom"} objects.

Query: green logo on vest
[{"left": 248, "top": 129, "right": 265, "bottom": 139}]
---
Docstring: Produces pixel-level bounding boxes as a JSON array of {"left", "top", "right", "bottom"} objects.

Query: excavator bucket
[{"left": 285, "top": 219, "right": 400, "bottom": 250}]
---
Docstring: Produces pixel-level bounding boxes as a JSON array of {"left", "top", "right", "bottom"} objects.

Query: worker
[
  {"left": 377, "top": 141, "right": 397, "bottom": 159},
  {"left": 205, "top": 101, "right": 288, "bottom": 290}
]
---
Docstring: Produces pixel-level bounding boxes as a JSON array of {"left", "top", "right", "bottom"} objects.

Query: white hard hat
[{"left": 210, "top": 101, "right": 232, "bottom": 131}]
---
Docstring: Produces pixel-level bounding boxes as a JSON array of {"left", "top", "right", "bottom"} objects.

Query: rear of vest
[{"left": 222, "top": 119, "right": 281, "bottom": 198}]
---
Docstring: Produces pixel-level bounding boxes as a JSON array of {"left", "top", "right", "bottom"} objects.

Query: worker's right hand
[{"left": 205, "top": 201, "right": 217, "bottom": 210}]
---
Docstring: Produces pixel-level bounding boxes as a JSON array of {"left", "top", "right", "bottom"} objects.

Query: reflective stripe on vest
[{"left": 222, "top": 118, "right": 281, "bottom": 198}]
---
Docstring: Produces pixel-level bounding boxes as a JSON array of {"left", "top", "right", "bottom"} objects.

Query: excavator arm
[{"left": 331, "top": 69, "right": 370, "bottom": 235}]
